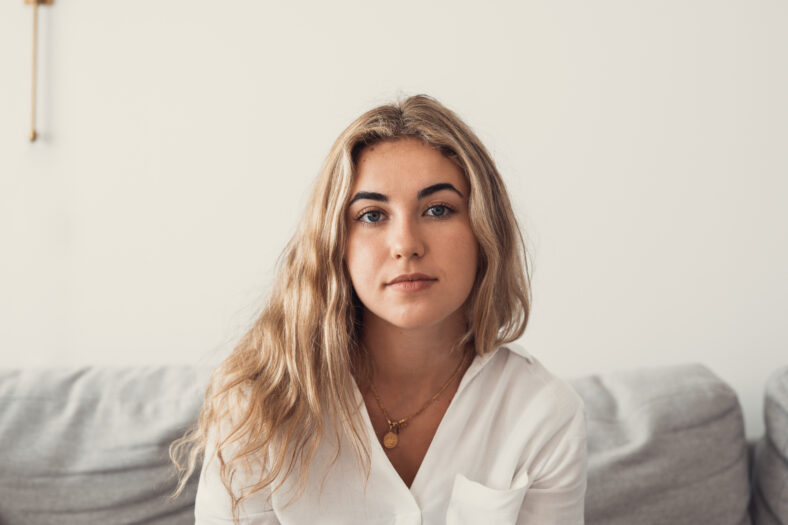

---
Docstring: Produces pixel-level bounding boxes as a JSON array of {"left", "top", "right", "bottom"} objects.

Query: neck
[{"left": 356, "top": 309, "right": 471, "bottom": 404}]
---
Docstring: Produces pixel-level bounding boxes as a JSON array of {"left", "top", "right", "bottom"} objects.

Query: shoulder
[
  {"left": 481, "top": 342, "right": 585, "bottom": 429},
  {"left": 196, "top": 413, "right": 276, "bottom": 520},
  {"left": 496, "top": 342, "right": 582, "bottom": 402}
]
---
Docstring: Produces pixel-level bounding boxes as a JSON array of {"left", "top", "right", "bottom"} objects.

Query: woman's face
[{"left": 344, "top": 138, "right": 479, "bottom": 331}]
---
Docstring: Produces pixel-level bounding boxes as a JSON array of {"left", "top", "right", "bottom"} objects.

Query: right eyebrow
[{"left": 348, "top": 191, "right": 387, "bottom": 206}]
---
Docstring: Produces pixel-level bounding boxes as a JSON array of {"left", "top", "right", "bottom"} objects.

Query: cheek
[
  {"left": 431, "top": 227, "right": 479, "bottom": 294},
  {"left": 444, "top": 228, "right": 479, "bottom": 269},
  {"left": 345, "top": 234, "right": 379, "bottom": 288}
]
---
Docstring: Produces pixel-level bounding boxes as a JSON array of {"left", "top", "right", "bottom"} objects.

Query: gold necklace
[{"left": 366, "top": 351, "right": 471, "bottom": 450}]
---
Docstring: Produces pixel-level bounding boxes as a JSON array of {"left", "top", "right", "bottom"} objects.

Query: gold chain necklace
[{"left": 366, "top": 351, "right": 471, "bottom": 450}]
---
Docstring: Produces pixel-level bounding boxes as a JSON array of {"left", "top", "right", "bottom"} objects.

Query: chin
[
  {"left": 377, "top": 307, "right": 453, "bottom": 331},
  {"left": 387, "top": 317, "right": 440, "bottom": 330}
]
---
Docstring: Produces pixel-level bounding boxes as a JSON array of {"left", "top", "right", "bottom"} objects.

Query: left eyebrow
[
  {"left": 348, "top": 182, "right": 464, "bottom": 206},
  {"left": 418, "top": 183, "right": 464, "bottom": 200}
]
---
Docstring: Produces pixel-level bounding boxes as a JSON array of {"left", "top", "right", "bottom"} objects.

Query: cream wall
[{"left": 1, "top": 1, "right": 785, "bottom": 439}]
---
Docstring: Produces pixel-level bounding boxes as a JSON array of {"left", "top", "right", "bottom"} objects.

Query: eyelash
[{"left": 353, "top": 203, "right": 457, "bottom": 225}]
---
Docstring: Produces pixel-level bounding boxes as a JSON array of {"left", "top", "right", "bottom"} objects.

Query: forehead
[{"left": 352, "top": 138, "right": 468, "bottom": 195}]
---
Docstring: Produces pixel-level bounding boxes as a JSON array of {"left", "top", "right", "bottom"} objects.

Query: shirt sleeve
[
  {"left": 515, "top": 395, "right": 588, "bottom": 525},
  {"left": 194, "top": 428, "right": 281, "bottom": 525}
]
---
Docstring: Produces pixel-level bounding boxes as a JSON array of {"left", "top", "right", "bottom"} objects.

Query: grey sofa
[{"left": 0, "top": 362, "right": 785, "bottom": 525}]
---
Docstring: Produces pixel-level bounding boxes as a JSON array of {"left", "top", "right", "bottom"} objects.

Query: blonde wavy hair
[{"left": 169, "top": 94, "right": 531, "bottom": 523}]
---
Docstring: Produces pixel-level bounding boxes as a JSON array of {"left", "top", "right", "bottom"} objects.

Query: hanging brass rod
[{"left": 25, "top": 0, "right": 54, "bottom": 143}]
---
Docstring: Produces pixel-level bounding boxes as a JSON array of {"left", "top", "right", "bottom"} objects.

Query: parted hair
[{"left": 168, "top": 94, "right": 531, "bottom": 524}]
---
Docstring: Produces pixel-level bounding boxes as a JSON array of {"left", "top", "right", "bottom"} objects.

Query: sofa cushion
[
  {"left": 0, "top": 366, "right": 210, "bottom": 525},
  {"left": 570, "top": 363, "right": 751, "bottom": 525},
  {"left": 750, "top": 365, "right": 788, "bottom": 525}
]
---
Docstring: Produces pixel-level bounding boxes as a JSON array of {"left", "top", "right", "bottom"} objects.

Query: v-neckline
[{"left": 351, "top": 346, "right": 502, "bottom": 496}]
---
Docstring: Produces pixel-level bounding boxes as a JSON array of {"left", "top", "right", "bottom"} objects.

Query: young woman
[{"left": 170, "top": 94, "right": 587, "bottom": 524}]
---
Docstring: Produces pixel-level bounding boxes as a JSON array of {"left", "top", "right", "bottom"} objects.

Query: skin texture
[{"left": 344, "top": 137, "right": 479, "bottom": 487}]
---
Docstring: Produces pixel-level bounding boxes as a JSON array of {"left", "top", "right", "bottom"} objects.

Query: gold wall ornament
[{"left": 25, "top": 0, "right": 54, "bottom": 142}]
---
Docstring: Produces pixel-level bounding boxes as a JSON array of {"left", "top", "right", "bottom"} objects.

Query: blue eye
[
  {"left": 426, "top": 205, "right": 453, "bottom": 218},
  {"left": 358, "top": 210, "right": 384, "bottom": 223}
]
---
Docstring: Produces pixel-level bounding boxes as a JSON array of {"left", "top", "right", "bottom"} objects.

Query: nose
[{"left": 389, "top": 215, "right": 425, "bottom": 260}]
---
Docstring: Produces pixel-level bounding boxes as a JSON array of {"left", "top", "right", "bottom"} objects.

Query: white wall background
[{"left": 1, "top": 0, "right": 785, "bottom": 439}]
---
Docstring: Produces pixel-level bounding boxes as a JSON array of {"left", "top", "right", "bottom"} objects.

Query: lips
[{"left": 387, "top": 273, "right": 437, "bottom": 285}]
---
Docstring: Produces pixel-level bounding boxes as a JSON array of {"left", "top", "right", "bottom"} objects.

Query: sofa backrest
[
  {"left": 0, "top": 366, "right": 210, "bottom": 525},
  {"left": 2, "top": 362, "right": 782, "bottom": 525},
  {"left": 569, "top": 363, "right": 752, "bottom": 525},
  {"left": 749, "top": 365, "right": 788, "bottom": 525}
]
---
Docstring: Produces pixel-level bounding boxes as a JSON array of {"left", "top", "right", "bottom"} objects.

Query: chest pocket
[{"left": 445, "top": 473, "right": 529, "bottom": 525}]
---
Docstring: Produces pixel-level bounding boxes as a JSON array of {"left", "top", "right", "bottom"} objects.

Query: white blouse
[{"left": 195, "top": 342, "right": 588, "bottom": 524}]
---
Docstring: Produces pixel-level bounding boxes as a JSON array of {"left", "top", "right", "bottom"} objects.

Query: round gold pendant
[{"left": 383, "top": 431, "right": 398, "bottom": 449}]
